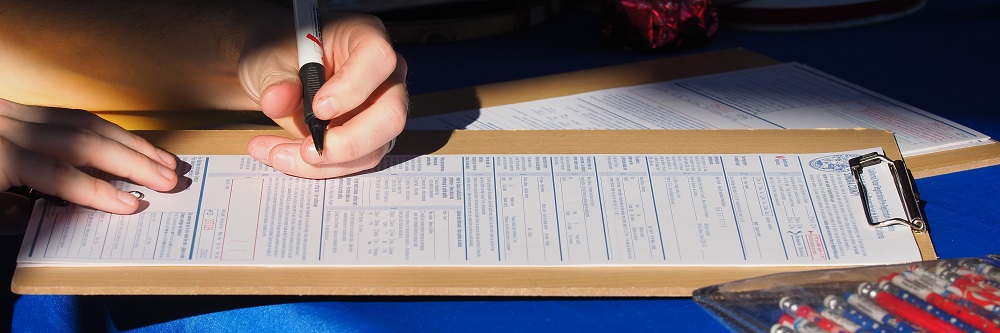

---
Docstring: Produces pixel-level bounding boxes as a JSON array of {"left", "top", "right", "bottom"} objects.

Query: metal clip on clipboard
[{"left": 849, "top": 152, "right": 926, "bottom": 232}]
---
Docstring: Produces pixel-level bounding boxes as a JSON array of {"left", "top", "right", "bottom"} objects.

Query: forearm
[{"left": 0, "top": 0, "right": 288, "bottom": 111}]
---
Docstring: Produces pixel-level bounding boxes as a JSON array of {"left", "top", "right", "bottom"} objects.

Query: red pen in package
[{"left": 694, "top": 255, "right": 1000, "bottom": 333}]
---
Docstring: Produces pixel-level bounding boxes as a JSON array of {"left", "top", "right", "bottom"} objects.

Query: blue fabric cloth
[
  {"left": 13, "top": 295, "right": 718, "bottom": 332},
  {"left": 7, "top": 1, "right": 999, "bottom": 331}
]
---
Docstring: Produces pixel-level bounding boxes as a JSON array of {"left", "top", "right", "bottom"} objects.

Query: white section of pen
[{"left": 293, "top": 0, "right": 323, "bottom": 69}]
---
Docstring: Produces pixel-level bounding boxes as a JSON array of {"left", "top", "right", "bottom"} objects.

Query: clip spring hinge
[{"left": 849, "top": 152, "right": 926, "bottom": 232}]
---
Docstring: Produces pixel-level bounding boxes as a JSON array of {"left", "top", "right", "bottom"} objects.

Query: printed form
[
  {"left": 406, "top": 63, "right": 989, "bottom": 156},
  {"left": 18, "top": 148, "right": 921, "bottom": 267}
]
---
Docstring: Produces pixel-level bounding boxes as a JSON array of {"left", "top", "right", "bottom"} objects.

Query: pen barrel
[
  {"left": 300, "top": 62, "right": 325, "bottom": 114},
  {"left": 300, "top": 62, "right": 330, "bottom": 140},
  {"left": 294, "top": 0, "right": 328, "bottom": 153}
]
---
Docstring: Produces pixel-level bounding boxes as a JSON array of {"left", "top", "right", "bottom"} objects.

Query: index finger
[
  {"left": 0, "top": 102, "right": 177, "bottom": 169},
  {"left": 0, "top": 141, "right": 141, "bottom": 214},
  {"left": 313, "top": 13, "right": 398, "bottom": 120},
  {"left": 301, "top": 54, "right": 408, "bottom": 165}
]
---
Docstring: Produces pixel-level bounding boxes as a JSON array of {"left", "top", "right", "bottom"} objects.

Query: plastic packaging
[{"left": 694, "top": 255, "right": 1000, "bottom": 333}]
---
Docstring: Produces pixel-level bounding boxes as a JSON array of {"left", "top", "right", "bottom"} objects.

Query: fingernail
[
  {"left": 305, "top": 141, "right": 320, "bottom": 157},
  {"left": 317, "top": 97, "right": 335, "bottom": 118},
  {"left": 273, "top": 149, "right": 294, "bottom": 172},
  {"left": 118, "top": 191, "right": 138, "bottom": 206},
  {"left": 158, "top": 164, "right": 177, "bottom": 181},
  {"left": 250, "top": 143, "right": 269, "bottom": 161},
  {"left": 156, "top": 149, "right": 176, "bottom": 168}
]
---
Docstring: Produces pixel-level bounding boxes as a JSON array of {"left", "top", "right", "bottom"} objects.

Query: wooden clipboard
[{"left": 11, "top": 129, "right": 937, "bottom": 296}]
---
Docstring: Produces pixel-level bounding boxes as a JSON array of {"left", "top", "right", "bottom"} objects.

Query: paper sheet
[
  {"left": 18, "top": 148, "right": 921, "bottom": 267},
  {"left": 406, "top": 63, "right": 989, "bottom": 156}
]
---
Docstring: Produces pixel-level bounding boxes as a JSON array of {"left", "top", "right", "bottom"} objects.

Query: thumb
[
  {"left": 237, "top": 34, "right": 307, "bottom": 137},
  {"left": 260, "top": 80, "right": 309, "bottom": 138}
]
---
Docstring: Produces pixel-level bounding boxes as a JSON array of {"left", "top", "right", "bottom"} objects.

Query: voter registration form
[
  {"left": 18, "top": 149, "right": 920, "bottom": 267},
  {"left": 406, "top": 63, "right": 989, "bottom": 157}
]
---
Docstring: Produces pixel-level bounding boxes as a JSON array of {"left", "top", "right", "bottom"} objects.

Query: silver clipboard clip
[{"left": 849, "top": 152, "right": 927, "bottom": 232}]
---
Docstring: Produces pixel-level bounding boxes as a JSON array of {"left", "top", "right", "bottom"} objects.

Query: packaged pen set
[{"left": 693, "top": 255, "right": 1000, "bottom": 333}]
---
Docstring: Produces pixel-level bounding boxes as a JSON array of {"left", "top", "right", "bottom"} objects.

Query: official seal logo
[{"left": 808, "top": 154, "right": 857, "bottom": 172}]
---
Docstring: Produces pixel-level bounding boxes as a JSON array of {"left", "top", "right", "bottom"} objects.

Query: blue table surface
[{"left": 5, "top": 1, "right": 999, "bottom": 331}]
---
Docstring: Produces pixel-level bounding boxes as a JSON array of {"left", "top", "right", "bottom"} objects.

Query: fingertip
[
  {"left": 155, "top": 177, "right": 181, "bottom": 193},
  {"left": 156, "top": 148, "right": 178, "bottom": 169},
  {"left": 248, "top": 140, "right": 268, "bottom": 162},
  {"left": 299, "top": 138, "right": 329, "bottom": 166},
  {"left": 272, "top": 149, "right": 295, "bottom": 172},
  {"left": 74, "top": 188, "right": 142, "bottom": 216},
  {"left": 116, "top": 190, "right": 141, "bottom": 209}
]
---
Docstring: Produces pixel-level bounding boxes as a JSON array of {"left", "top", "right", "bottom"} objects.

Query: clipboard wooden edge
[
  {"left": 904, "top": 141, "right": 1000, "bottom": 178},
  {"left": 11, "top": 129, "right": 936, "bottom": 297}
]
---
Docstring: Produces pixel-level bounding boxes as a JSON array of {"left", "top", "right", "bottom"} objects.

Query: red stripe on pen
[
  {"left": 926, "top": 291, "right": 1000, "bottom": 332},
  {"left": 889, "top": 273, "right": 1000, "bottom": 331},
  {"left": 779, "top": 314, "right": 832, "bottom": 333},
  {"left": 902, "top": 269, "right": 995, "bottom": 310},
  {"left": 791, "top": 303, "right": 851, "bottom": 333},
  {"left": 872, "top": 289, "right": 964, "bottom": 333}
]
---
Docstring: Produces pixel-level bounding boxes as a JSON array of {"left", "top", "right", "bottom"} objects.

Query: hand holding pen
[
  {"left": 1, "top": 0, "right": 407, "bottom": 183},
  {"left": 242, "top": 3, "right": 408, "bottom": 179}
]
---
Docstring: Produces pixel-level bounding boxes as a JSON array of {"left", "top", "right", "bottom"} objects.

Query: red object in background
[{"left": 600, "top": 0, "right": 718, "bottom": 52}]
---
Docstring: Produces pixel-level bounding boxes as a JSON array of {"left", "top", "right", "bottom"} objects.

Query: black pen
[{"left": 293, "top": 0, "right": 330, "bottom": 155}]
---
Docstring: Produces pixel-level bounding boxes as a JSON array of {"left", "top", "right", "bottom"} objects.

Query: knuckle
[
  {"left": 72, "top": 109, "right": 107, "bottom": 128},
  {"left": 355, "top": 13, "right": 388, "bottom": 33},
  {"left": 396, "top": 54, "right": 409, "bottom": 80},
  {"left": 70, "top": 127, "right": 106, "bottom": 164},
  {"left": 384, "top": 100, "right": 408, "bottom": 132},
  {"left": 361, "top": 155, "right": 382, "bottom": 170},
  {"left": 369, "top": 40, "right": 396, "bottom": 68},
  {"left": 354, "top": 151, "right": 384, "bottom": 171},
  {"left": 45, "top": 163, "right": 88, "bottom": 199},
  {"left": 338, "top": 136, "right": 363, "bottom": 161},
  {"left": 121, "top": 132, "right": 152, "bottom": 153}
]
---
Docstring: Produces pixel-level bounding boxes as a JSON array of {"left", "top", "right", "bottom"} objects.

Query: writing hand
[
  {"left": 239, "top": 13, "right": 408, "bottom": 179},
  {"left": 0, "top": 99, "right": 179, "bottom": 225}
]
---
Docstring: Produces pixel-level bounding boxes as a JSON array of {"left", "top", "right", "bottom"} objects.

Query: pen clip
[{"left": 849, "top": 152, "right": 926, "bottom": 232}]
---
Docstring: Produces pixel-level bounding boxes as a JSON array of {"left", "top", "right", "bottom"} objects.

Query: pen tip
[
  {"left": 312, "top": 140, "right": 324, "bottom": 156},
  {"left": 310, "top": 129, "right": 325, "bottom": 157},
  {"left": 307, "top": 118, "right": 329, "bottom": 157}
]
